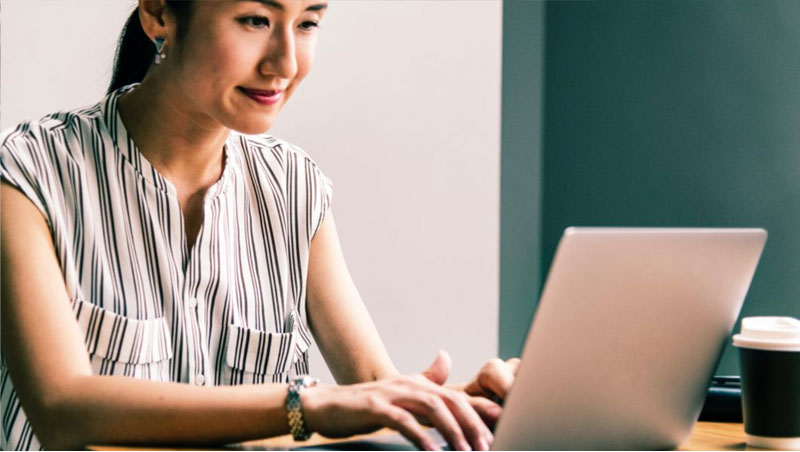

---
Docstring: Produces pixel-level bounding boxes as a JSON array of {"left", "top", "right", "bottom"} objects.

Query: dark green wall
[
  {"left": 500, "top": 0, "right": 545, "bottom": 359},
  {"left": 538, "top": 0, "right": 800, "bottom": 374}
]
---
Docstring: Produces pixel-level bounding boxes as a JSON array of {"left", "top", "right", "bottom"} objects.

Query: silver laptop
[
  {"left": 492, "top": 227, "right": 766, "bottom": 450},
  {"left": 293, "top": 227, "right": 767, "bottom": 451}
]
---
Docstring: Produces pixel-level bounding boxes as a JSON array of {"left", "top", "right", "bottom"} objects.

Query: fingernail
[
  {"left": 459, "top": 440, "right": 472, "bottom": 451},
  {"left": 478, "top": 437, "right": 489, "bottom": 451}
]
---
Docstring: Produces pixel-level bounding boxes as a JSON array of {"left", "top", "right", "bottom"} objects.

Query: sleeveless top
[{"left": 0, "top": 83, "right": 333, "bottom": 450}]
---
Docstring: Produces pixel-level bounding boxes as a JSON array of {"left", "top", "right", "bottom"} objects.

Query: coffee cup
[{"left": 733, "top": 316, "right": 800, "bottom": 450}]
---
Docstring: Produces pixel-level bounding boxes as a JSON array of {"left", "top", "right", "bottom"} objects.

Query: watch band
[{"left": 286, "top": 376, "right": 319, "bottom": 441}]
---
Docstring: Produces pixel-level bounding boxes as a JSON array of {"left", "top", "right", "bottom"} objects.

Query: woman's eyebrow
[{"left": 238, "top": 0, "right": 328, "bottom": 12}]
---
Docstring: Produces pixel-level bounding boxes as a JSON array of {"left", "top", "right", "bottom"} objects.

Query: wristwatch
[{"left": 286, "top": 376, "right": 319, "bottom": 441}]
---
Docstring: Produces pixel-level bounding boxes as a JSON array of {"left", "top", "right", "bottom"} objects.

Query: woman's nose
[{"left": 260, "top": 26, "right": 298, "bottom": 80}]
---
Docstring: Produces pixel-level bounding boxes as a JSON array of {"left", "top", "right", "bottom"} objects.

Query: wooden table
[
  {"left": 678, "top": 421, "right": 749, "bottom": 451},
  {"left": 94, "top": 421, "right": 756, "bottom": 450}
]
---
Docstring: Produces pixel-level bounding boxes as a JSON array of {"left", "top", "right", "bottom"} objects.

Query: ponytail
[
  {"left": 107, "top": 8, "right": 154, "bottom": 94},
  {"left": 107, "top": 2, "right": 194, "bottom": 94}
]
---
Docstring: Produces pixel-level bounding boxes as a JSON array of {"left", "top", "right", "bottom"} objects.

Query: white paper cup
[{"left": 733, "top": 317, "right": 800, "bottom": 450}]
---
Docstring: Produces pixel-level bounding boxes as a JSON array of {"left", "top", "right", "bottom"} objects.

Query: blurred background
[
  {"left": 3, "top": 0, "right": 800, "bottom": 381},
  {"left": 502, "top": 0, "right": 800, "bottom": 374}
]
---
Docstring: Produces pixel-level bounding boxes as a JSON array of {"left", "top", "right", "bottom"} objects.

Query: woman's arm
[
  {"left": 306, "top": 210, "right": 400, "bottom": 383},
  {"left": 1, "top": 183, "right": 294, "bottom": 449},
  {"left": 306, "top": 210, "right": 517, "bottom": 431},
  {"left": 306, "top": 212, "right": 519, "bottom": 393},
  {"left": 2, "top": 184, "right": 494, "bottom": 451}
]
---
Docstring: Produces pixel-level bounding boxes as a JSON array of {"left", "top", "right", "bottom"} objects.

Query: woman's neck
[{"left": 116, "top": 76, "right": 227, "bottom": 193}]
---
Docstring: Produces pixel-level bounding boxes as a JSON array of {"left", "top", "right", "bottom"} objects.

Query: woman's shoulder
[
  {"left": 231, "top": 132, "right": 333, "bottom": 197},
  {"left": 1, "top": 101, "right": 103, "bottom": 157},
  {"left": 231, "top": 132, "right": 333, "bottom": 236},
  {"left": 232, "top": 132, "right": 324, "bottom": 170},
  {"left": 1, "top": 102, "right": 105, "bottom": 213},
  {"left": 0, "top": 102, "right": 103, "bottom": 223}
]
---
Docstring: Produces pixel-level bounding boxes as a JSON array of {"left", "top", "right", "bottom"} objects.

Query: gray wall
[
  {"left": 500, "top": 0, "right": 545, "bottom": 359},
  {"left": 536, "top": 0, "right": 800, "bottom": 374}
]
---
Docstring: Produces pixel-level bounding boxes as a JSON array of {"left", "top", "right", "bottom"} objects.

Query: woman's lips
[{"left": 239, "top": 87, "right": 283, "bottom": 105}]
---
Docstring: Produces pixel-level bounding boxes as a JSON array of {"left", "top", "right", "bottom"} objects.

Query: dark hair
[{"left": 107, "top": 1, "right": 194, "bottom": 94}]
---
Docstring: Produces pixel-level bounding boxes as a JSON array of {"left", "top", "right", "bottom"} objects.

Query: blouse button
[
  {"left": 196, "top": 374, "right": 205, "bottom": 385},
  {"left": 187, "top": 297, "right": 198, "bottom": 309}
]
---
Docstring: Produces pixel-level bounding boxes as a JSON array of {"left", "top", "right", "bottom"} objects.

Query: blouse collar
[{"left": 98, "top": 83, "right": 236, "bottom": 200}]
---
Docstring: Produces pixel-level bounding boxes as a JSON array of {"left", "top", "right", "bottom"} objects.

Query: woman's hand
[
  {"left": 422, "top": 351, "right": 505, "bottom": 429},
  {"left": 301, "top": 354, "right": 499, "bottom": 451},
  {"left": 462, "top": 357, "right": 521, "bottom": 404}
]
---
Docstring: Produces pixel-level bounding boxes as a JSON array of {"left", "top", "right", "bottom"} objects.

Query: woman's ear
[{"left": 138, "top": 0, "right": 176, "bottom": 43}]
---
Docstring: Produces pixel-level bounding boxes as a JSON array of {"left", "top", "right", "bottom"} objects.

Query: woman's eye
[
  {"left": 299, "top": 21, "right": 319, "bottom": 31},
  {"left": 241, "top": 16, "right": 269, "bottom": 28}
]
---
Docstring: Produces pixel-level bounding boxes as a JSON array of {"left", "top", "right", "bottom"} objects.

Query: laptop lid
[{"left": 491, "top": 227, "right": 766, "bottom": 450}]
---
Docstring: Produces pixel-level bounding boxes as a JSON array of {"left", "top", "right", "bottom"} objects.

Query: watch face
[{"left": 295, "top": 376, "right": 319, "bottom": 387}]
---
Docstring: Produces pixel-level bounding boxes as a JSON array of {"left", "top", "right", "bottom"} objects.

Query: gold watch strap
[{"left": 286, "top": 376, "right": 319, "bottom": 441}]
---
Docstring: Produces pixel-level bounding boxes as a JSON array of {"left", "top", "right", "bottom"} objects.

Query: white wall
[
  {"left": 0, "top": 0, "right": 134, "bottom": 129},
  {"left": 1, "top": 0, "right": 501, "bottom": 384}
]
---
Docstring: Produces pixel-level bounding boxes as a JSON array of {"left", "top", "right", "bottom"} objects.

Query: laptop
[{"left": 295, "top": 227, "right": 767, "bottom": 450}]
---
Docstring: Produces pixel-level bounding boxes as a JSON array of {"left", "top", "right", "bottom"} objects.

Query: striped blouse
[{"left": 0, "top": 83, "right": 333, "bottom": 450}]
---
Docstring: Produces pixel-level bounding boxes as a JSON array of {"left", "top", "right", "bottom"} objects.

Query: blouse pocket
[
  {"left": 224, "top": 324, "right": 300, "bottom": 384},
  {"left": 72, "top": 299, "right": 173, "bottom": 380}
]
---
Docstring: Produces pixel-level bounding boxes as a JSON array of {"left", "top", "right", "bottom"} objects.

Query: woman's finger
[
  {"left": 422, "top": 350, "right": 452, "bottom": 386},
  {"left": 413, "top": 377, "right": 492, "bottom": 450},
  {"left": 401, "top": 379, "right": 492, "bottom": 450},
  {"left": 398, "top": 392, "right": 471, "bottom": 451},
  {"left": 478, "top": 359, "right": 515, "bottom": 400},
  {"left": 377, "top": 402, "right": 442, "bottom": 451},
  {"left": 468, "top": 395, "right": 503, "bottom": 431},
  {"left": 437, "top": 388, "right": 493, "bottom": 451},
  {"left": 505, "top": 357, "right": 521, "bottom": 376}
]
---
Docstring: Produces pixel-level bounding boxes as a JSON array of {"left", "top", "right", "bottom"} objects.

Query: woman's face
[{"left": 164, "top": 0, "right": 327, "bottom": 135}]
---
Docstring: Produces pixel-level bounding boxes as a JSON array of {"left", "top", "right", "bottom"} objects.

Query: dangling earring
[{"left": 154, "top": 37, "right": 167, "bottom": 64}]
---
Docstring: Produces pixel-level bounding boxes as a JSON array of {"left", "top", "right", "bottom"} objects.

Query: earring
[{"left": 154, "top": 37, "right": 167, "bottom": 64}]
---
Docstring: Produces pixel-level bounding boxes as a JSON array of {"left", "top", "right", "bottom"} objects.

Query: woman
[{"left": 0, "top": 1, "right": 518, "bottom": 450}]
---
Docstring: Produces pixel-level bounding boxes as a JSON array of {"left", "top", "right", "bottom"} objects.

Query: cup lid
[{"left": 733, "top": 316, "right": 800, "bottom": 351}]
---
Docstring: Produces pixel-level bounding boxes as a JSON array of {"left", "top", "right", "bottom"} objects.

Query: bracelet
[{"left": 286, "top": 376, "right": 319, "bottom": 441}]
